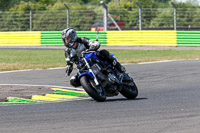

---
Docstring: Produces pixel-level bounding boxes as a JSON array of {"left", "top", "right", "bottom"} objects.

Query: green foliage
[
  {"left": 154, "top": 0, "right": 170, "bottom": 2},
  {"left": 0, "top": 11, "right": 30, "bottom": 31},
  {"left": 108, "top": 0, "right": 159, "bottom": 8},
  {"left": 9, "top": 1, "right": 50, "bottom": 11},
  {"left": 109, "top": 8, "right": 139, "bottom": 29},
  {"left": 0, "top": 0, "right": 12, "bottom": 10},
  {"left": 1, "top": 0, "right": 200, "bottom": 31},
  {"left": 3, "top": 0, "right": 200, "bottom": 11},
  {"left": 150, "top": 9, "right": 174, "bottom": 28},
  {"left": 69, "top": 10, "right": 97, "bottom": 31}
]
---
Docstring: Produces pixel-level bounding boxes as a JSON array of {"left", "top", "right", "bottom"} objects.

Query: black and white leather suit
[
  {"left": 65, "top": 37, "right": 125, "bottom": 87},
  {"left": 65, "top": 37, "right": 100, "bottom": 67}
]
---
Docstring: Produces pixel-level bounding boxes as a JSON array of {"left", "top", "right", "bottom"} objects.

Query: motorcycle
[{"left": 71, "top": 50, "right": 138, "bottom": 102}]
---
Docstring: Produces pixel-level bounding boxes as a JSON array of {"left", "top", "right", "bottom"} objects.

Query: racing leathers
[
  {"left": 65, "top": 37, "right": 125, "bottom": 87},
  {"left": 65, "top": 37, "right": 100, "bottom": 74}
]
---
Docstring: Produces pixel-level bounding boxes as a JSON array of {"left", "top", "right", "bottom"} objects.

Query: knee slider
[{"left": 70, "top": 75, "right": 81, "bottom": 87}]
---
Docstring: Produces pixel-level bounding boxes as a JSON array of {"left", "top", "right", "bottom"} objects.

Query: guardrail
[
  {"left": 107, "top": 31, "right": 177, "bottom": 46},
  {"left": 0, "top": 31, "right": 200, "bottom": 47},
  {"left": 177, "top": 31, "right": 200, "bottom": 46},
  {"left": 41, "top": 31, "right": 107, "bottom": 46},
  {"left": 0, "top": 32, "right": 41, "bottom": 46}
]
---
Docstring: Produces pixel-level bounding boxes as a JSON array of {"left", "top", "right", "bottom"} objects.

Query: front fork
[{"left": 83, "top": 58, "right": 100, "bottom": 86}]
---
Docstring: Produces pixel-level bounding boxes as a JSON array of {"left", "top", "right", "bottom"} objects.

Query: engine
[{"left": 91, "top": 63, "right": 119, "bottom": 96}]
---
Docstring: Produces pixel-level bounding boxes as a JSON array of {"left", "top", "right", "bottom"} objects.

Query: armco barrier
[
  {"left": 1, "top": 31, "right": 200, "bottom": 47},
  {"left": 78, "top": 31, "right": 107, "bottom": 46},
  {"left": 0, "top": 32, "right": 41, "bottom": 46},
  {"left": 0, "top": 31, "right": 107, "bottom": 46},
  {"left": 107, "top": 31, "right": 177, "bottom": 46},
  {"left": 41, "top": 31, "right": 107, "bottom": 46},
  {"left": 177, "top": 31, "right": 200, "bottom": 46},
  {"left": 41, "top": 31, "right": 62, "bottom": 46}
]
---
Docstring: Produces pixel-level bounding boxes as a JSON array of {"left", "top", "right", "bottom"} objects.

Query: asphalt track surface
[{"left": 0, "top": 60, "right": 200, "bottom": 133}]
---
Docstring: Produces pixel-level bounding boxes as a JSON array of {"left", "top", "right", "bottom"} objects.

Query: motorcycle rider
[{"left": 62, "top": 28, "right": 125, "bottom": 87}]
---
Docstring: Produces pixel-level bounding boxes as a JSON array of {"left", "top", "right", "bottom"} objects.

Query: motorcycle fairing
[
  {"left": 85, "top": 52, "right": 116, "bottom": 60},
  {"left": 84, "top": 52, "right": 100, "bottom": 60}
]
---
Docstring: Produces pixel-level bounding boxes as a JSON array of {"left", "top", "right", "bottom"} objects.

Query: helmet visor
[{"left": 64, "top": 37, "right": 74, "bottom": 48}]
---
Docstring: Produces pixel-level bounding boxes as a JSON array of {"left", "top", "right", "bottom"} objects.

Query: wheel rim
[
  {"left": 129, "top": 85, "right": 137, "bottom": 93},
  {"left": 89, "top": 79, "right": 105, "bottom": 96},
  {"left": 123, "top": 83, "right": 137, "bottom": 93}
]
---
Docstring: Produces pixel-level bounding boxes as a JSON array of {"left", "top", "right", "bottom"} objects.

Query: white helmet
[{"left": 62, "top": 28, "right": 77, "bottom": 48}]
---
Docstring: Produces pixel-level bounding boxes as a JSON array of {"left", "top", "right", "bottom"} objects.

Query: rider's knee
[
  {"left": 70, "top": 75, "right": 81, "bottom": 87},
  {"left": 97, "top": 49, "right": 109, "bottom": 59}
]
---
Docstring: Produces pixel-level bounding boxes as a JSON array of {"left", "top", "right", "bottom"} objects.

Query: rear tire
[
  {"left": 120, "top": 80, "right": 138, "bottom": 99},
  {"left": 80, "top": 76, "right": 106, "bottom": 102}
]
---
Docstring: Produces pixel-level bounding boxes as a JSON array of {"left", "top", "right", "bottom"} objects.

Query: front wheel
[
  {"left": 120, "top": 80, "right": 138, "bottom": 99},
  {"left": 80, "top": 76, "right": 106, "bottom": 102}
]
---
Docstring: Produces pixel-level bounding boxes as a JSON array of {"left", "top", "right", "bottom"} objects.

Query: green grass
[
  {"left": 0, "top": 50, "right": 65, "bottom": 71},
  {"left": 111, "top": 49, "right": 200, "bottom": 64},
  {"left": 0, "top": 50, "right": 200, "bottom": 71}
]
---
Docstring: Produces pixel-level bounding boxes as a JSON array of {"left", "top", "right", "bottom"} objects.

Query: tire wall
[{"left": 0, "top": 31, "right": 199, "bottom": 47}]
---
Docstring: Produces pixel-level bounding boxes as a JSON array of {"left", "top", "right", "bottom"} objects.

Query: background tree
[{"left": 1, "top": 0, "right": 200, "bottom": 31}]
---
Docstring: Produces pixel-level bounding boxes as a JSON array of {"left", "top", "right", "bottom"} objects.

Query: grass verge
[{"left": 0, "top": 49, "right": 200, "bottom": 71}]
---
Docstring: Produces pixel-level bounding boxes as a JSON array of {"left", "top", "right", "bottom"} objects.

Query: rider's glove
[
  {"left": 88, "top": 40, "right": 100, "bottom": 51},
  {"left": 81, "top": 49, "right": 89, "bottom": 57},
  {"left": 66, "top": 64, "right": 73, "bottom": 76}
]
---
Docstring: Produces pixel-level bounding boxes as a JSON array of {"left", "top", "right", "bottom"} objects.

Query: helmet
[{"left": 62, "top": 28, "right": 77, "bottom": 48}]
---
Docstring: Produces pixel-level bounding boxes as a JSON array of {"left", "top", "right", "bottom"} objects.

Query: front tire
[
  {"left": 80, "top": 76, "right": 106, "bottom": 102},
  {"left": 120, "top": 80, "right": 138, "bottom": 99}
]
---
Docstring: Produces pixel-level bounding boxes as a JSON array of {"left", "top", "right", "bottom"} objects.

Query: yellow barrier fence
[
  {"left": 107, "top": 31, "right": 177, "bottom": 46},
  {"left": 0, "top": 32, "right": 41, "bottom": 46}
]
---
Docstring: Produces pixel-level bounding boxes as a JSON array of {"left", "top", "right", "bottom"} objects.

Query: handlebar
[{"left": 81, "top": 50, "right": 96, "bottom": 57}]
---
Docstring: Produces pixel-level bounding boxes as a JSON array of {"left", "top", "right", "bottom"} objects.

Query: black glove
[
  {"left": 66, "top": 65, "right": 73, "bottom": 76},
  {"left": 70, "top": 55, "right": 79, "bottom": 63},
  {"left": 81, "top": 50, "right": 88, "bottom": 57}
]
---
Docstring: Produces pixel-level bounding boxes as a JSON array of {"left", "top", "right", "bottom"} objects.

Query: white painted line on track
[
  {"left": 0, "top": 69, "right": 34, "bottom": 74},
  {"left": 0, "top": 59, "right": 199, "bottom": 74},
  {"left": 0, "top": 84, "right": 84, "bottom": 91},
  {"left": 47, "top": 67, "right": 65, "bottom": 70},
  {"left": 0, "top": 67, "right": 66, "bottom": 74},
  {"left": 137, "top": 59, "right": 200, "bottom": 65}
]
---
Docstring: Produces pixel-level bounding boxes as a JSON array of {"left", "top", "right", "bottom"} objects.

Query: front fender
[
  {"left": 78, "top": 72, "right": 94, "bottom": 79},
  {"left": 122, "top": 73, "right": 132, "bottom": 81}
]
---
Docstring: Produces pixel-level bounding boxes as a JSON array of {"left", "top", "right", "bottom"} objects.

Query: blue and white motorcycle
[{"left": 72, "top": 50, "right": 138, "bottom": 102}]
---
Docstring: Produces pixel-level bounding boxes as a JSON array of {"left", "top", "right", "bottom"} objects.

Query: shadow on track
[{"left": 87, "top": 97, "right": 148, "bottom": 102}]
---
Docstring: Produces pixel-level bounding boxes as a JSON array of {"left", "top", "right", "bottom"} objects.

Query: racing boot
[
  {"left": 108, "top": 54, "right": 126, "bottom": 73},
  {"left": 97, "top": 49, "right": 126, "bottom": 73},
  {"left": 115, "top": 61, "right": 126, "bottom": 73}
]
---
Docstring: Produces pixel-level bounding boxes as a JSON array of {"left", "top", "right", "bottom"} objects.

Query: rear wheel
[
  {"left": 120, "top": 80, "right": 138, "bottom": 99},
  {"left": 80, "top": 76, "right": 106, "bottom": 102}
]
